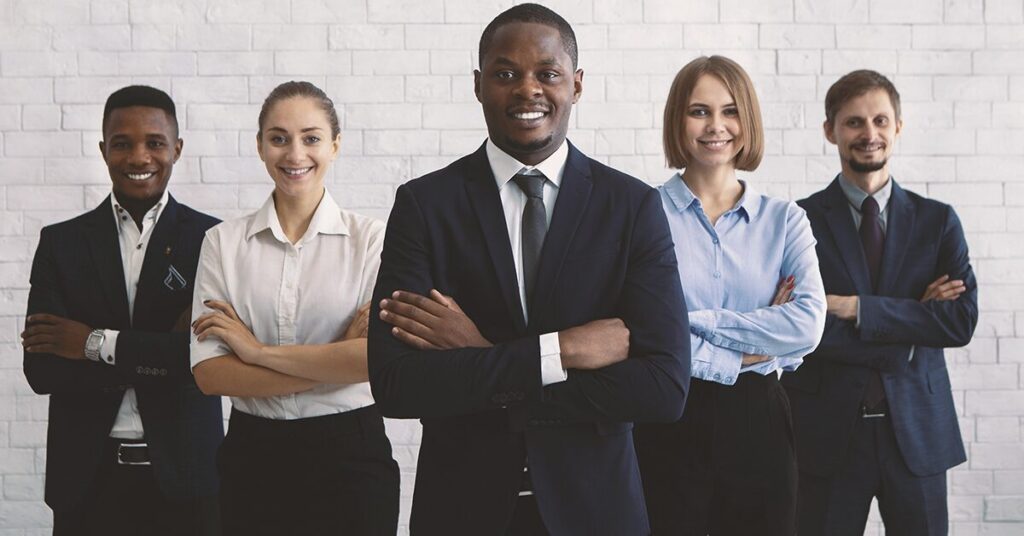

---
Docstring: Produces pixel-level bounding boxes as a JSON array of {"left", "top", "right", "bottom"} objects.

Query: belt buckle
[
  {"left": 861, "top": 406, "right": 886, "bottom": 419},
  {"left": 116, "top": 442, "right": 151, "bottom": 466}
]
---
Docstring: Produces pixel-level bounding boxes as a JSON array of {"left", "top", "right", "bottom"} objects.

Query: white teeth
[
  {"left": 701, "top": 140, "right": 730, "bottom": 148},
  {"left": 283, "top": 167, "right": 312, "bottom": 176},
  {"left": 127, "top": 172, "right": 155, "bottom": 181},
  {"left": 514, "top": 112, "right": 545, "bottom": 120}
]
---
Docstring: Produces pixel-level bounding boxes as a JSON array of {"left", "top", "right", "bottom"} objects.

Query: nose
[
  {"left": 285, "top": 140, "right": 304, "bottom": 162},
  {"left": 705, "top": 111, "right": 726, "bottom": 133},
  {"left": 128, "top": 144, "right": 151, "bottom": 167},
  {"left": 513, "top": 74, "right": 543, "bottom": 99}
]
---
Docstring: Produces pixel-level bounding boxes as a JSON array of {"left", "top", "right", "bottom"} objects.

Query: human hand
[
  {"left": 343, "top": 302, "right": 371, "bottom": 340},
  {"left": 380, "top": 289, "right": 492, "bottom": 350},
  {"left": 172, "top": 307, "right": 191, "bottom": 333},
  {"left": 920, "top": 274, "right": 965, "bottom": 303},
  {"left": 192, "top": 300, "right": 264, "bottom": 364},
  {"left": 558, "top": 318, "right": 630, "bottom": 370},
  {"left": 21, "top": 314, "right": 91, "bottom": 359},
  {"left": 826, "top": 294, "right": 858, "bottom": 321},
  {"left": 772, "top": 275, "right": 795, "bottom": 305}
]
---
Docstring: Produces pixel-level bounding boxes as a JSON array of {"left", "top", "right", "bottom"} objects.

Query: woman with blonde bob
[{"left": 634, "top": 56, "right": 827, "bottom": 535}]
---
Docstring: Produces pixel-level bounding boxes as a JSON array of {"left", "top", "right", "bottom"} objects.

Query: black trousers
[
  {"left": 218, "top": 405, "right": 400, "bottom": 536},
  {"left": 52, "top": 438, "right": 220, "bottom": 536},
  {"left": 635, "top": 373, "right": 798, "bottom": 536},
  {"left": 798, "top": 414, "right": 948, "bottom": 536}
]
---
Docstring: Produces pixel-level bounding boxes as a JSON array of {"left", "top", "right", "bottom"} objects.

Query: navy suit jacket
[
  {"left": 368, "top": 142, "right": 690, "bottom": 535},
  {"left": 24, "top": 195, "right": 224, "bottom": 511},
  {"left": 782, "top": 178, "right": 975, "bottom": 477}
]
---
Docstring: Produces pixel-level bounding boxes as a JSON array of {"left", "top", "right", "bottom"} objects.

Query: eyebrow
[
  {"left": 491, "top": 56, "right": 561, "bottom": 67},
  {"left": 687, "top": 102, "right": 736, "bottom": 108},
  {"left": 108, "top": 132, "right": 169, "bottom": 140},
  {"left": 265, "top": 126, "right": 325, "bottom": 133}
]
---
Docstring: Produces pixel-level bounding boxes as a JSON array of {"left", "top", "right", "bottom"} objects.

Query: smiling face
[
  {"left": 682, "top": 74, "right": 743, "bottom": 172},
  {"left": 257, "top": 96, "right": 340, "bottom": 200},
  {"left": 100, "top": 106, "right": 181, "bottom": 210},
  {"left": 825, "top": 88, "right": 902, "bottom": 180},
  {"left": 474, "top": 21, "right": 582, "bottom": 166}
]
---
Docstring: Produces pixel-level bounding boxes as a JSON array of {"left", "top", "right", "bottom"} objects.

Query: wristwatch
[{"left": 84, "top": 329, "right": 105, "bottom": 362}]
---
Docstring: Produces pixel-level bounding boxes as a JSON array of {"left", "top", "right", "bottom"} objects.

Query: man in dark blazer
[
  {"left": 369, "top": 4, "right": 690, "bottom": 535},
  {"left": 783, "top": 70, "right": 977, "bottom": 535},
  {"left": 21, "top": 86, "right": 222, "bottom": 536}
]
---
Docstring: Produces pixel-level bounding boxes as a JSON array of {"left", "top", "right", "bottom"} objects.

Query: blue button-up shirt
[{"left": 660, "top": 174, "right": 827, "bottom": 385}]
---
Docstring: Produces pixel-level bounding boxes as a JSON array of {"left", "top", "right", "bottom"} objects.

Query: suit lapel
[
  {"left": 133, "top": 196, "right": 183, "bottom": 327},
  {"left": 822, "top": 179, "right": 873, "bottom": 295},
  {"left": 464, "top": 145, "right": 528, "bottom": 331},
  {"left": 530, "top": 144, "right": 592, "bottom": 327},
  {"left": 877, "top": 181, "right": 915, "bottom": 296},
  {"left": 84, "top": 197, "right": 131, "bottom": 328}
]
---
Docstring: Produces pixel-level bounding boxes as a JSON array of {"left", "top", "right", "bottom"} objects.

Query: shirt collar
[
  {"left": 486, "top": 138, "right": 567, "bottom": 192},
  {"left": 245, "top": 188, "right": 349, "bottom": 243},
  {"left": 838, "top": 173, "right": 892, "bottom": 213},
  {"left": 110, "top": 189, "right": 169, "bottom": 228},
  {"left": 662, "top": 173, "right": 761, "bottom": 222}
]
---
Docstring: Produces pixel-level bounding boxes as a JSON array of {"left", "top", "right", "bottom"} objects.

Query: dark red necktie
[
  {"left": 860, "top": 195, "right": 887, "bottom": 411},
  {"left": 860, "top": 196, "right": 884, "bottom": 291}
]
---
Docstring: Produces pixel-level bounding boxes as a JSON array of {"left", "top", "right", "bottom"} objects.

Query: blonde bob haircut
[{"left": 663, "top": 55, "right": 764, "bottom": 171}]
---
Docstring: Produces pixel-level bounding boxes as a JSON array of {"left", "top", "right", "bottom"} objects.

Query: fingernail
[
  {"left": 380, "top": 299, "right": 388, "bottom": 307},
  {"left": 392, "top": 291, "right": 400, "bottom": 299}
]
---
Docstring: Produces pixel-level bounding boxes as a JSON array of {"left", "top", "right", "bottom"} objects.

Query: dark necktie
[
  {"left": 512, "top": 173, "right": 548, "bottom": 305},
  {"left": 859, "top": 195, "right": 887, "bottom": 411},
  {"left": 860, "top": 196, "right": 884, "bottom": 291}
]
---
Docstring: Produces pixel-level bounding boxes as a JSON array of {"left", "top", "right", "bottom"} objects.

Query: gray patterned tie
[{"left": 512, "top": 173, "right": 547, "bottom": 304}]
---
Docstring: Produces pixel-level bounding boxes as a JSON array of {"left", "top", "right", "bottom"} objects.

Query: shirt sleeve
[
  {"left": 100, "top": 329, "right": 119, "bottom": 365},
  {"left": 686, "top": 204, "right": 827, "bottom": 362},
  {"left": 190, "top": 228, "right": 232, "bottom": 370},
  {"left": 689, "top": 330, "right": 743, "bottom": 385},
  {"left": 538, "top": 332, "right": 566, "bottom": 386}
]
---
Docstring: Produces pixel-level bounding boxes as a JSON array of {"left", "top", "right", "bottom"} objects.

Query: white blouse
[{"left": 190, "top": 189, "right": 384, "bottom": 420}]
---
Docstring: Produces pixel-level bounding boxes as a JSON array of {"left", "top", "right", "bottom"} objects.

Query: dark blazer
[
  {"left": 783, "top": 178, "right": 975, "bottom": 477},
  {"left": 369, "top": 142, "right": 690, "bottom": 535},
  {"left": 24, "top": 195, "right": 224, "bottom": 511}
]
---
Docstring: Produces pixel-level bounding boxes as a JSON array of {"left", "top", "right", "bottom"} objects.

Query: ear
[
  {"left": 823, "top": 120, "right": 837, "bottom": 145},
  {"left": 330, "top": 133, "right": 342, "bottom": 160},
  {"left": 572, "top": 69, "right": 584, "bottom": 104},
  {"left": 894, "top": 117, "right": 903, "bottom": 137},
  {"left": 98, "top": 140, "right": 106, "bottom": 159},
  {"left": 173, "top": 138, "right": 183, "bottom": 163},
  {"left": 473, "top": 69, "right": 482, "bottom": 103},
  {"left": 256, "top": 133, "right": 265, "bottom": 162}
]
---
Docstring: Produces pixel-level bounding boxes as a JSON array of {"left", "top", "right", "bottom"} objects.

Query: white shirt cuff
[
  {"left": 855, "top": 297, "right": 861, "bottom": 329},
  {"left": 539, "top": 332, "right": 567, "bottom": 386},
  {"left": 100, "top": 329, "right": 118, "bottom": 365}
]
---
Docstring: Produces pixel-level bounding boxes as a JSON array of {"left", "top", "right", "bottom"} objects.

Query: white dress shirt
[
  {"left": 485, "top": 139, "right": 568, "bottom": 386},
  {"left": 190, "top": 190, "right": 383, "bottom": 420},
  {"left": 98, "top": 189, "right": 170, "bottom": 440}
]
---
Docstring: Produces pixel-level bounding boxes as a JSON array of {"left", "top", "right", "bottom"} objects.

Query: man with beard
[
  {"left": 783, "top": 70, "right": 977, "bottom": 535},
  {"left": 368, "top": 4, "right": 690, "bottom": 535}
]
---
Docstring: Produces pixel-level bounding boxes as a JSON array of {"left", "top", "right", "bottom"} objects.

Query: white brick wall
[{"left": 0, "top": 1, "right": 1021, "bottom": 534}]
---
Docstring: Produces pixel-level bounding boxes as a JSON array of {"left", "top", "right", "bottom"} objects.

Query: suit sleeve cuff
[
  {"left": 538, "top": 332, "right": 567, "bottom": 386},
  {"left": 855, "top": 297, "right": 861, "bottom": 329},
  {"left": 100, "top": 329, "right": 118, "bottom": 366}
]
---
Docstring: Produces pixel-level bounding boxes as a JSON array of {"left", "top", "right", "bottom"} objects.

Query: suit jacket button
[{"left": 136, "top": 366, "right": 143, "bottom": 374}]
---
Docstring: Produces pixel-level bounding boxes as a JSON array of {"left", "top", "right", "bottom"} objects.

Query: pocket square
[{"left": 164, "top": 265, "right": 188, "bottom": 291}]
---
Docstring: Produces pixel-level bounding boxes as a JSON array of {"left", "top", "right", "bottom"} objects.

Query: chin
[{"left": 848, "top": 157, "right": 888, "bottom": 174}]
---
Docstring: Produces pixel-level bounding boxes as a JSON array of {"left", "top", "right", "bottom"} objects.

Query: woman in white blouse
[{"left": 189, "top": 81, "right": 399, "bottom": 535}]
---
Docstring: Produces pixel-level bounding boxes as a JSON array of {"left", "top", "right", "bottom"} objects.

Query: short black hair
[
  {"left": 479, "top": 3, "right": 578, "bottom": 69},
  {"left": 102, "top": 85, "right": 178, "bottom": 136}
]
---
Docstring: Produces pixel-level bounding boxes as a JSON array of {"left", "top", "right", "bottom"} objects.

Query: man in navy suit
[
  {"left": 368, "top": 4, "right": 690, "bottom": 535},
  {"left": 21, "top": 86, "right": 222, "bottom": 536},
  {"left": 783, "top": 70, "right": 977, "bottom": 535}
]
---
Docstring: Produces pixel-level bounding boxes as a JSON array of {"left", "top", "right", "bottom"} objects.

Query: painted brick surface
[{"left": 0, "top": 0, "right": 1021, "bottom": 533}]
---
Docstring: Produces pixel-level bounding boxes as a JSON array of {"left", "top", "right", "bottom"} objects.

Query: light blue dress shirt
[{"left": 659, "top": 174, "right": 827, "bottom": 385}]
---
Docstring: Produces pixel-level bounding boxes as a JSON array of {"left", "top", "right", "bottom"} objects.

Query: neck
[
  {"left": 273, "top": 187, "right": 324, "bottom": 244},
  {"left": 841, "top": 164, "right": 890, "bottom": 196},
  {"left": 681, "top": 164, "right": 742, "bottom": 203},
  {"left": 113, "top": 191, "right": 160, "bottom": 230}
]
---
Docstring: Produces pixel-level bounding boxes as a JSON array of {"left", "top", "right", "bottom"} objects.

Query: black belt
[{"left": 108, "top": 438, "right": 151, "bottom": 465}]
